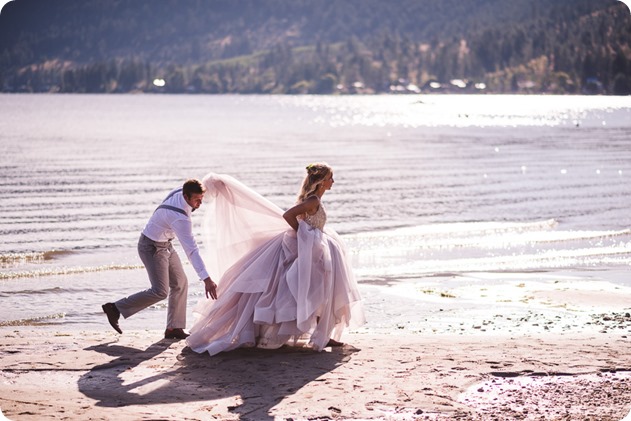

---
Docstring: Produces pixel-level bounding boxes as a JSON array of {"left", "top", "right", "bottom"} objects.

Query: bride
[{"left": 186, "top": 163, "right": 366, "bottom": 356}]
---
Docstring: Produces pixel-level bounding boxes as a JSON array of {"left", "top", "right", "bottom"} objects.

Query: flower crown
[{"left": 306, "top": 163, "right": 325, "bottom": 174}]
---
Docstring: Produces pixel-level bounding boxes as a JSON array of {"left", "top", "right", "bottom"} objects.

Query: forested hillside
[{"left": 1, "top": 0, "right": 630, "bottom": 94}]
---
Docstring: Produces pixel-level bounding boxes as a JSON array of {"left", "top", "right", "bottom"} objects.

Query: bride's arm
[{"left": 283, "top": 196, "right": 319, "bottom": 231}]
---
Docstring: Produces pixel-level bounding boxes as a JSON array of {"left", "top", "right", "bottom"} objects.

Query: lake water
[{"left": 1, "top": 94, "right": 630, "bottom": 331}]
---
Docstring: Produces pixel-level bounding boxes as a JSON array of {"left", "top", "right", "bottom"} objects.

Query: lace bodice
[{"left": 298, "top": 203, "right": 327, "bottom": 231}]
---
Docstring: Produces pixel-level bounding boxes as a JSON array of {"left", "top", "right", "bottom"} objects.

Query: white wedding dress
[{"left": 186, "top": 173, "right": 365, "bottom": 356}]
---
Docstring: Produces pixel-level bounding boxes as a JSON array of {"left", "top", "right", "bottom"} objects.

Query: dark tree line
[{"left": 1, "top": 0, "right": 629, "bottom": 94}]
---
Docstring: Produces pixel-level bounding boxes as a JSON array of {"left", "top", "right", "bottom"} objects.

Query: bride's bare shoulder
[{"left": 302, "top": 195, "right": 320, "bottom": 215}]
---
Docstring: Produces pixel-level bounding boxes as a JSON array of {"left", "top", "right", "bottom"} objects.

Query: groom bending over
[{"left": 102, "top": 179, "right": 217, "bottom": 340}]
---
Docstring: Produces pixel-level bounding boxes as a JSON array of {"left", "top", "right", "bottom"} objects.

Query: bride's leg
[{"left": 326, "top": 338, "right": 344, "bottom": 347}]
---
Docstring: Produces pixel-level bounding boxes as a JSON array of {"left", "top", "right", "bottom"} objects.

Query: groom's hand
[{"left": 203, "top": 277, "right": 218, "bottom": 300}]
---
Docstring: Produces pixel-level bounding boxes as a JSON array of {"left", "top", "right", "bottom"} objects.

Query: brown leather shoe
[
  {"left": 102, "top": 303, "right": 122, "bottom": 334},
  {"left": 164, "top": 328, "right": 189, "bottom": 340}
]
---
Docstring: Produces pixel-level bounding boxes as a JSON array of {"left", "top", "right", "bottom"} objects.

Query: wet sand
[
  {"left": 2, "top": 273, "right": 631, "bottom": 420},
  {"left": 1, "top": 324, "right": 630, "bottom": 420}
]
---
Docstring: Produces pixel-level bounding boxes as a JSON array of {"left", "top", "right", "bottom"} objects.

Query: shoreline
[
  {"left": 2, "top": 269, "right": 631, "bottom": 419},
  {"left": 1, "top": 328, "right": 630, "bottom": 420}
]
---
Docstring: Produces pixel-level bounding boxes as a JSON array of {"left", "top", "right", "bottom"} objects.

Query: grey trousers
[{"left": 115, "top": 234, "right": 189, "bottom": 329}]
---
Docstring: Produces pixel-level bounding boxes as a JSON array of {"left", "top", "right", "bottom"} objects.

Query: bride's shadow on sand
[{"left": 79, "top": 340, "right": 357, "bottom": 420}]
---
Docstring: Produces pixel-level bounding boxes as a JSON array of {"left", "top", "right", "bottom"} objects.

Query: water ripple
[{"left": 0, "top": 264, "right": 143, "bottom": 280}]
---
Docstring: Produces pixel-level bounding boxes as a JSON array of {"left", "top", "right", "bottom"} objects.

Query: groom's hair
[{"left": 182, "top": 179, "right": 205, "bottom": 197}]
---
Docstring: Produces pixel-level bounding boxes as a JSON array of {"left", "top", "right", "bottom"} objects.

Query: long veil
[{"left": 201, "top": 173, "right": 291, "bottom": 281}]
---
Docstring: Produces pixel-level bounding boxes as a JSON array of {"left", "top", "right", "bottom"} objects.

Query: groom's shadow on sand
[{"left": 79, "top": 339, "right": 357, "bottom": 420}]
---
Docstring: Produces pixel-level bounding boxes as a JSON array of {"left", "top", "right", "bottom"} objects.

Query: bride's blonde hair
[{"left": 297, "top": 162, "right": 332, "bottom": 203}]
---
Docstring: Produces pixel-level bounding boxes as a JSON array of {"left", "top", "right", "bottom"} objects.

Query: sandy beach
[{"left": 2, "top": 276, "right": 631, "bottom": 421}]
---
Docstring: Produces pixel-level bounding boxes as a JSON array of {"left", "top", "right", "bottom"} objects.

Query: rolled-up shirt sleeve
[{"left": 172, "top": 217, "right": 210, "bottom": 280}]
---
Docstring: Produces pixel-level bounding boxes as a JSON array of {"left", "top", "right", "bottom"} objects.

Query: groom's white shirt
[{"left": 142, "top": 189, "right": 209, "bottom": 280}]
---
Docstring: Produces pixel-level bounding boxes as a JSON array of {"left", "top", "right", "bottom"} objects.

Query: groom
[{"left": 102, "top": 179, "right": 218, "bottom": 340}]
